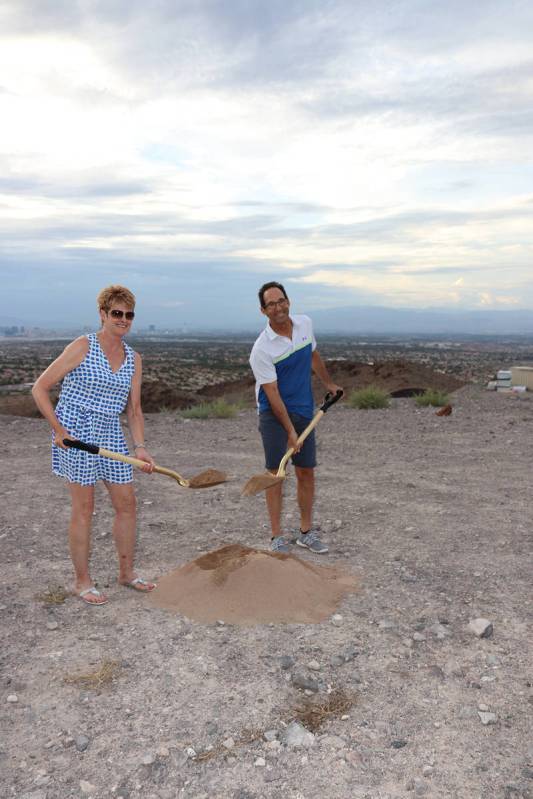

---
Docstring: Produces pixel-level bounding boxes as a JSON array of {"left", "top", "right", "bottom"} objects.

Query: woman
[{"left": 32, "top": 285, "right": 156, "bottom": 605}]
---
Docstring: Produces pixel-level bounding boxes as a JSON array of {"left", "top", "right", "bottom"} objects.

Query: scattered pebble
[
  {"left": 307, "top": 659, "right": 321, "bottom": 671},
  {"left": 279, "top": 655, "right": 295, "bottom": 670},
  {"left": 264, "top": 729, "right": 278, "bottom": 741},
  {"left": 281, "top": 721, "right": 315, "bottom": 748},
  {"left": 391, "top": 739, "right": 408, "bottom": 749},
  {"left": 75, "top": 735, "right": 90, "bottom": 752},
  {"left": 291, "top": 672, "right": 319, "bottom": 693},
  {"left": 6, "top": 694, "right": 18, "bottom": 703},
  {"left": 141, "top": 753, "right": 155, "bottom": 765},
  {"left": 422, "top": 765, "right": 434, "bottom": 776},
  {"left": 468, "top": 618, "right": 493, "bottom": 638},
  {"left": 254, "top": 756, "right": 266, "bottom": 767},
  {"left": 413, "top": 632, "right": 426, "bottom": 642},
  {"left": 80, "top": 781, "right": 96, "bottom": 795},
  {"left": 331, "top": 614, "right": 343, "bottom": 627},
  {"left": 46, "top": 621, "right": 59, "bottom": 631},
  {"left": 478, "top": 711, "right": 498, "bottom": 725},
  {"left": 222, "top": 737, "right": 235, "bottom": 750}
]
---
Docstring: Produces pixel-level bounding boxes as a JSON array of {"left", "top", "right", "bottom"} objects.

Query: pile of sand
[{"left": 147, "top": 544, "right": 358, "bottom": 625}]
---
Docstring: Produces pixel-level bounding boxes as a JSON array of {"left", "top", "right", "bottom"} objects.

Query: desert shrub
[
  {"left": 348, "top": 385, "right": 390, "bottom": 410},
  {"left": 182, "top": 398, "right": 239, "bottom": 419},
  {"left": 415, "top": 389, "right": 450, "bottom": 407}
]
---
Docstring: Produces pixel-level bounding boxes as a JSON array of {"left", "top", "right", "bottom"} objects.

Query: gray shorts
[{"left": 258, "top": 410, "right": 316, "bottom": 470}]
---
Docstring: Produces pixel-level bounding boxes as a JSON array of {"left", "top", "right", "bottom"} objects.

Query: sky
[{"left": 1, "top": 0, "right": 532, "bottom": 330}]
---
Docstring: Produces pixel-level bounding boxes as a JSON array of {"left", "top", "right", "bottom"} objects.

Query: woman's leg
[
  {"left": 104, "top": 481, "right": 137, "bottom": 582},
  {"left": 104, "top": 482, "right": 155, "bottom": 590},
  {"left": 68, "top": 483, "right": 105, "bottom": 602}
]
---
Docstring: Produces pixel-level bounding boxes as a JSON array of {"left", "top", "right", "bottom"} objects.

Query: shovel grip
[
  {"left": 64, "top": 439, "right": 99, "bottom": 455},
  {"left": 320, "top": 389, "right": 343, "bottom": 413}
]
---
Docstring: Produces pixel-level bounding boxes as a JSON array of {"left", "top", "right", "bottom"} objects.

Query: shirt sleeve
[{"left": 250, "top": 343, "right": 277, "bottom": 386}]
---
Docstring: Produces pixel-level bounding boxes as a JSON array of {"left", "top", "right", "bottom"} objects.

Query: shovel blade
[
  {"left": 241, "top": 472, "right": 286, "bottom": 496},
  {"left": 187, "top": 469, "right": 228, "bottom": 489}
]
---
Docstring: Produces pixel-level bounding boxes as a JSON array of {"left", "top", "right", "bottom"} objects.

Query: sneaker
[
  {"left": 271, "top": 536, "right": 291, "bottom": 554},
  {"left": 296, "top": 528, "right": 329, "bottom": 554}
]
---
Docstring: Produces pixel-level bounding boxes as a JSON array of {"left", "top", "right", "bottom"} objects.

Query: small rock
[
  {"left": 185, "top": 746, "right": 197, "bottom": 759},
  {"left": 391, "top": 739, "right": 408, "bottom": 749},
  {"left": 429, "top": 623, "right": 450, "bottom": 639},
  {"left": 264, "top": 730, "right": 278, "bottom": 742},
  {"left": 281, "top": 721, "right": 315, "bottom": 748},
  {"left": 205, "top": 721, "right": 218, "bottom": 735},
  {"left": 334, "top": 519, "right": 342, "bottom": 529},
  {"left": 265, "top": 740, "right": 282, "bottom": 751},
  {"left": 291, "top": 672, "right": 319, "bottom": 692},
  {"left": 422, "top": 765, "right": 433, "bottom": 776},
  {"left": 46, "top": 621, "right": 59, "bottom": 631},
  {"left": 80, "top": 781, "right": 96, "bottom": 795},
  {"left": 468, "top": 618, "right": 493, "bottom": 638},
  {"left": 428, "top": 665, "right": 445, "bottom": 681},
  {"left": 378, "top": 619, "right": 396, "bottom": 630},
  {"left": 413, "top": 632, "right": 426, "bottom": 642},
  {"left": 477, "top": 703, "right": 489, "bottom": 712},
  {"left": 157, "top": 746, "right": 170, "bottom": 758},
  {"left": 75, "top": 735, "right": 90, "bottom": 752},
  {"left": 343, "top": 644, "right": 358, "bottom": 662},
  {"left": 320, "top": 734, "right": 346, "bottom": 749},
  {"left": 522, "top": 768, "right": 533, "bottom": 780},
  {"left": 478, "top": 711, "right": 498, "bottom": 725},
  {"left": 330, "top": 655, "right": 344, "bottom": 667},
  {"left": 279, "top": 655, "right": 295, "bottom": 670},
  {"left": 331, "top": 614, "right": 343, "bottom": 627},
  {"left": 486, "top": 654, "right": 500, "bottom": 666},
  {"left": 307, "top": 660, "right": 321, "bottom": 671},
  {"left": 216, "top": 620, "right": 225, "bottom": 626},
  {"left": 222, "top": 737, "right": 235, "bottom": 750},
  {"left": 254, "top": 757, "right": 266, "bottom": 767},
  {"left": 6, "top": 694, "right": 18, "bottom": 703},
  {"left": 141, "top": 753, "right": 155, "bottom": 765}
]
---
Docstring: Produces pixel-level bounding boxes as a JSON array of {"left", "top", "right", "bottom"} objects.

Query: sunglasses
[{"left": 109, "top": 309, "right": 135, "bottom": 320}]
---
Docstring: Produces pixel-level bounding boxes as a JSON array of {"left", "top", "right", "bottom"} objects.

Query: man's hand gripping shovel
[{"left": 241, "top": 389, "right": 343, "bottom": 496}]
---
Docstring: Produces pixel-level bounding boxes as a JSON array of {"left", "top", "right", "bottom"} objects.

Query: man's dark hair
[{"left": 258, "top": 281, "right": 289, "bottom": 308}]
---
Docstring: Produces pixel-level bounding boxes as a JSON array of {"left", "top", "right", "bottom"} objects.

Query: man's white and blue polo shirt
[{"left": 249, "top": 314, "right": 316, "bottom": 419}]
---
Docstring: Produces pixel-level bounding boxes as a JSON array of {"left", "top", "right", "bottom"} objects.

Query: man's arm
[
  {"left": 312, "top": 350, "right": 343, "bottom": 396},
  {"left": 261, "top": 381, "right": 302, "bottom": 454}
]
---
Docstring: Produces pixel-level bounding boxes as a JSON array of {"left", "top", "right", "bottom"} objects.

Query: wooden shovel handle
[
  {"left": 276, "top": 389, "right": 343, "bottom": 476},
  {"left": 63, "top": 439, "right": 185, "bottom": 482}
]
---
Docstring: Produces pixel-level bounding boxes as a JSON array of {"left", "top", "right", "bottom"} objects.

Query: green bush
[
  {"left": 348, "top": 385, "right": 390, "bottom": 410},
  {"left": 181, "top": 398, "right": 239, "bottom": 419},
  {"left": 415, "top": 389, "right": 450, "bottom": 407}
]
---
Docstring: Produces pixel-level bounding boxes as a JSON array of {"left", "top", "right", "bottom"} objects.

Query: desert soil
[{"left": 1, "top": 384, "right": 532, "bottom": 799}]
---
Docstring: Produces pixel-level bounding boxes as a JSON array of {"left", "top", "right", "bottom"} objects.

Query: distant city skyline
[{"left": 2, "top": 1, "right": 533, "bottom": 324}]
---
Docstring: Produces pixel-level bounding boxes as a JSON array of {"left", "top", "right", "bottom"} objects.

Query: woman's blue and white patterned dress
[{"left": 52, "top": 333, "right": 136, "bottom": 485}]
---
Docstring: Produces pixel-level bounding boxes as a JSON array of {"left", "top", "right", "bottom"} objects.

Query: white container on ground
[{"left": 511, "top": 366, "right": 533, "bottom": 390}]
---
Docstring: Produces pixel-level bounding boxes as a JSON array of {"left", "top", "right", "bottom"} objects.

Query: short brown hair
[
  {"left": 258, "top": 281, "right": 288, "bottom": 308},
  {"left": 97, "top": 285, "right": 136, "bottom": 312}
]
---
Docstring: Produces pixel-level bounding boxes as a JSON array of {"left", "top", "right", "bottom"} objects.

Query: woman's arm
[
  {"left": 126, "top": 353, "right": 154, "bottom": 472},
  {"left": 31, "top": 337, "right": 89, "bottom": 449}
]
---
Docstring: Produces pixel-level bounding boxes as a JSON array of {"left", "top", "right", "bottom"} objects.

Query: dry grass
[
  {"left": 291, "top": 688, "right": 357, "bottom": 732},
  {"left": 36, "top": 585, "right": 68, "bottom": 605},
  {"left": 63, "top": 659, "right": 122, "bottom": 690}
]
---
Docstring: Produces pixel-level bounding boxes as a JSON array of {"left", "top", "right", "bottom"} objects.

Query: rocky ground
[{"left": 1, "top": 384, "right": 532, "bottom": 799}]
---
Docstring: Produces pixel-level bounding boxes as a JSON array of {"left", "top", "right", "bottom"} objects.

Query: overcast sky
[{"left": 1, "top": 0, "right": 532, "bottom": 329}]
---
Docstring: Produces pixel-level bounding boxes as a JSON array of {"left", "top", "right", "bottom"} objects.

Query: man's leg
[
  {"left": 295, "top": 466, "right": 314, "bottom": 533},
  {"left": 295, "top": 466, "right": 328, "bottom": 554}
]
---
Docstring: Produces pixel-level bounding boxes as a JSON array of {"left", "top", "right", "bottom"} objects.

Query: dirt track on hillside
[{"left": 1, "top": 385, "right": 532, "bottom": 799}]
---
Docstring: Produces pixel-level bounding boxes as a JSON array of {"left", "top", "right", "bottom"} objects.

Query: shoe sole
[{"left": 296, "top": 540, "right": 328, "bottom": 554}]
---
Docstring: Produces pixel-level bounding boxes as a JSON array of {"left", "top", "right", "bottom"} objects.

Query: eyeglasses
[
  {"left": 264, "top": 298, "right": 289, "bottom": 311},
  {"left": 109, "top": 309, "right": 135, "bottom": 320}
]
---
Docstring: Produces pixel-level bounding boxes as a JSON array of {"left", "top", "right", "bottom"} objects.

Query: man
[{"left": 249, "top": 281, "right": 343, "bottom": 554}]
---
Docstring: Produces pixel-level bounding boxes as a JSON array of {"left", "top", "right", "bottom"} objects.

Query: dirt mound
[
  {"left": 147, "top": 543, "right": 358, "bottom": 625},
  {"left": 196, "top": 359, "right": 466, "bottom": 407},
  {"left": 141, "top": 381, "right": 194, "bottom": 412}
]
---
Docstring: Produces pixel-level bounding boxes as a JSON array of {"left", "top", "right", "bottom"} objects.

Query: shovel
[
  {"left": 241, "top": 389, "right": 343, "bottom": 496},
  {"left": 63, "top": 439, "right": 227, "bottom": 489}
]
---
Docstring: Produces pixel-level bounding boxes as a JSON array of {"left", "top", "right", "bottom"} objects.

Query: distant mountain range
[
  {"left": 308, "top": 306, "right": 533, "bottom": 336},
  {"left": 2, "top": 306, "right": 533, "bottom": 337}
]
